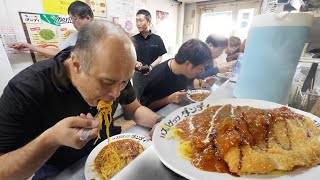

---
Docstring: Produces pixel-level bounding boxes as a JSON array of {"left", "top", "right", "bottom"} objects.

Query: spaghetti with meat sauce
[{"left": 94, "top": 139, "right": 144, "bottom": 179}]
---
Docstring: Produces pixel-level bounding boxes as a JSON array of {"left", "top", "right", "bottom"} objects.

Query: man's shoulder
[
  {"left": 150, "top": 33, "right": 162, "bottom": 40},
  {"left": 151, "top": 60, "right": 168, "bottom": 72},
  {"left": 10, "top": 60, "right": 54, "bottom": 85},
  {"left": 60, "top": 31, "right": 78, "bottom": 49},
  {"left": 132, "top": 33, "right": 140, "bottom": 39},
  {"left": 146, "top": 61, "right": 169, "bottom": 81}
]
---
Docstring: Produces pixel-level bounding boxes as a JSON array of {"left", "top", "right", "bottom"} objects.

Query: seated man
[
  {"left": 197, "top": 34, "right": 233, "bottom": 79},
  {"left": 0, "top": 20, "right": 161, "bottom": 180},
  {"left": 225, "top": 36, "right": 242, "bottom": 62},
  {"left": 140, "top": 39, "right": 216, "bottom": 111}
]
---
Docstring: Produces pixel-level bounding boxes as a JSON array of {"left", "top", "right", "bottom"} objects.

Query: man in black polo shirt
[
  {"left": 140, "top": 39, "right": 217, "bottom": 111},
  {"left": 0, "top": 20, "right": 160, "bottom": 180},
  {"left": 132, "top": 9, "right": 167, "bottom": 100}
]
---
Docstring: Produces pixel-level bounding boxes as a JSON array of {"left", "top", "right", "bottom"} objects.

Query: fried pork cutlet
[
  {"left": 217, "top": 107, "right": 320, "bottom": 175},
  {"left": 175, "top": 105, "right": 320, "bottom": 176}
]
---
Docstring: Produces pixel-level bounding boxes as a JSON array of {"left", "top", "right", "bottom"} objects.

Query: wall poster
[{"left": 19, "top": 12, "right": 76, "bottom": 62}]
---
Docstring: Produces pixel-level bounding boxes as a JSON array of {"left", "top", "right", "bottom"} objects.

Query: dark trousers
[
  {"left": 32, "top": 164, "right": 63, "bottom": 180},
  {"left": 133, "top": 71, "right": 147, "bottom": 100}
]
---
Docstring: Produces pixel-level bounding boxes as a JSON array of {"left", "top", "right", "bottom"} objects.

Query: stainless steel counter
[{"left": 52, "top": 81, "right": 236, "bottom": 180}]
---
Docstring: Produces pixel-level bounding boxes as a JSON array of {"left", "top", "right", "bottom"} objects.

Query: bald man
[{"left": 0, "top": 20, "right": 161, "bottom": 180}]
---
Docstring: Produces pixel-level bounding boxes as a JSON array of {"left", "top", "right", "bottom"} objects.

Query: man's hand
[
  {"left": 46, "top": 114, "right": 100, "bottom": 149},
  {"left": 147, "top": 123, "right": 158, "bottom": 140},
  {"left": 203, "top": 76, "right": 217, "bottom": 88},
  {"left": 9, "top": 42, "right": 32, "bottom": 51},
  {"left": 168, "top": 91, "right": 187, "bottom": 104},
  {"left": 135, "top": 61, "right": 143, "bottom": 71},
  {"left": 218, "top": 61, "right": 236, "bottom": 73}
]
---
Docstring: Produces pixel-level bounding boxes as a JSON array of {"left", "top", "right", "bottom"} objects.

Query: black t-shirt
[
  {"left": 132, "top": 32, "right": 167, "bottom": 66},
  {"left": 140, "top": 60, "right": 193, "bottom": 110},
  {"left": 0, "top": 47, "right": 136, "bottom": 168}
]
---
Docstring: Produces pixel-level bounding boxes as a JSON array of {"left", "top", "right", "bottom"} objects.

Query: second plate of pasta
[{"left": 84, "top": 133, "right": 151, "bottom": 180}]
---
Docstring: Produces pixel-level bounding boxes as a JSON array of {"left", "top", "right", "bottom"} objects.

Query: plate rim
[{"left": 84, "top": 133, "right": 151, "bottom": 180}]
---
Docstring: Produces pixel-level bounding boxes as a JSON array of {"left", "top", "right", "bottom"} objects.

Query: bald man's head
[
  {"left": 69, "top": 20, "right": 137, "bottom": 106},
  {"left": 73, "top": 19, "right": 136, "bottom": 73}
]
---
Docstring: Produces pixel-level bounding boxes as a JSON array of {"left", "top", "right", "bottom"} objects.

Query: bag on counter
[{"left": 288, "top": 63, "right": 320, "bottom": 117}]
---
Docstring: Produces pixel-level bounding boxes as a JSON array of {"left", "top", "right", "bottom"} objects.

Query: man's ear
[
  {"left": 185, "top": 60, "right": 194, "bottom": 69},
  {"left": 86, "top": 15, "right": 91, "bottom": 21},
  {"left": 70, "top": 53, "right": 82, "bottom": 73}
]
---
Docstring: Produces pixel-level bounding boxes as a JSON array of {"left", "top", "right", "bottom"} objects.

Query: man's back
[{"left": 140, "top": 60, "right": 192, "bottom": 110}]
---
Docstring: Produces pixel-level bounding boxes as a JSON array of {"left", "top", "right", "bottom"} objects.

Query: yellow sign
[{"left": 42, "top": 0, "right": 75, "bottom": 15}]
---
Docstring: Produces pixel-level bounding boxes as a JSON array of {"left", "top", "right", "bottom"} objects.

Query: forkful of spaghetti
[{"left": 80, "top": 100, "right": 113, "bottom": 144}]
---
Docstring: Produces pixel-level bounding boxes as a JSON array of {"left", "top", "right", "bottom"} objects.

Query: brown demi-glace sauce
[
  {"left": 189, "top": 92, "right": 211, "bottom": 102},
  {"left": 175, "top": 104, "right": 304, "bottom": 174}
]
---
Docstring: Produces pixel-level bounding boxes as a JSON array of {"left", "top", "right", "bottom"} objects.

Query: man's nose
[{"left": 108, "top": 83, "right": 121, "bottom": 100}]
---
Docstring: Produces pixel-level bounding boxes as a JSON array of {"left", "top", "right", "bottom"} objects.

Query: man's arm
[
  {"left": 30, "top": 45, "right": 60, "bottom": 57},
  {"left": 9, "top": 42, "right": 60, "bottom": 58},
  {"left": 226, "top": 53, "right": 240, "bottom": 62},
  {"left": 147, "top": 91, "right": 187, "bottom": 110},
  {"left": 150, "top": 56, "right": 162, "bottom": 68},
  {"left": 0, "top": 116, "right": 99, "bottom": 180},
  {"left": 122, "top": 99, "right": 160, "bottom": 128},
  {"left": 150, "top": 35, "right": 167, "bottom": 69}
]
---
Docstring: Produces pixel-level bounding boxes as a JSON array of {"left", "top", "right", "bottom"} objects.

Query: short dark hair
[
  {"left": 68, "top": 1, "right": 94, "bottom": 19},
  {"left": 205, "top": 34, "right": 228, "bottom": 48},
  {"left": 136, "top": 9, "right": 151, "bottom": 22},
  {"left": 228, "top": 36, "right": 241, "bottom": 48},
  {"left": 175, "top": 39, "right": 212, "bottom": 67}
]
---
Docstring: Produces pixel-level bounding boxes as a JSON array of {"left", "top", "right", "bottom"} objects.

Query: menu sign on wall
[
  {"left": 42, "top": 0, "right": 107, "bottom": 17},
  {"left": 19, "top": 12, "right": 76, "bottom": 62},
  {"left": 41, "top": 0, "right": 74, "bottom": 15}
]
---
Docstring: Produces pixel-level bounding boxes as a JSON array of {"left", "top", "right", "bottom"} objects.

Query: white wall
[
  {"left": 1, "top": 0, "right": 181, "bottom": 73},
  {"left": 0, "top": 42, "right": 14, "bottom": 95},
  {"left": 0, "top": 0, "right": 42, "bottom": 74},
  {"left": 183, "top": 3, "right": 198, "bottom": 43},
  {"left": 142, "top": 0, "right": 181, "bottom": 60}
]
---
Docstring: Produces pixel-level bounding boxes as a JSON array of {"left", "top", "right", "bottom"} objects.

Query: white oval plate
[
  {"left": 85, "top": 133, "right": 151, "bottom": 180},
  {"left": 153, "top": 98, "right": 320, "bottom": 180},
  {"left": 186, "top": 89, "right": 211, "bottom": 102}
]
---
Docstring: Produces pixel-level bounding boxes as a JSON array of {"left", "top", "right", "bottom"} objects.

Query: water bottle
[{"left": 229, "top": 53, "right": 243, "bottom": 82}]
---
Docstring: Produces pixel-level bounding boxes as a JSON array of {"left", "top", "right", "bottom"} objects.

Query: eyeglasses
[{"left": 69, "top": 16, "right": 80, "bottom": 22}]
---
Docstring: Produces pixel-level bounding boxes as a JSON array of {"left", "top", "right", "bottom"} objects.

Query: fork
[{"left": 80, "top": 111, "right": 100, "bottom": 141}]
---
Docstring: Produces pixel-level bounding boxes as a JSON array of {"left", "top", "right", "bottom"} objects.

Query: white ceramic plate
[
  {"left": 153, "top": 98, "right": 320, "bottom": 180},
  {"left": 84, "top": 133, "right": 151, "bottom": 180},
  {"left": 186, "top": 89, "right": 211, "bottom": 102}
]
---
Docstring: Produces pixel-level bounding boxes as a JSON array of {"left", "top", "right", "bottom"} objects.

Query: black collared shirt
[
  {"left": 132, "top": 32, "right": 167, "bottom": 65},
  {"left": 0, "top": 47, "right": 136, "bottom": 168}
]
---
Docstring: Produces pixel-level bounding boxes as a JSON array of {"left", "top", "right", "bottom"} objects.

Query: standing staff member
[
  {"left": 9, "top": 1, "right": 93, "bottom": 58},
  {"left": 132, "top": 9, "right": 167, "bottom": 100}
]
